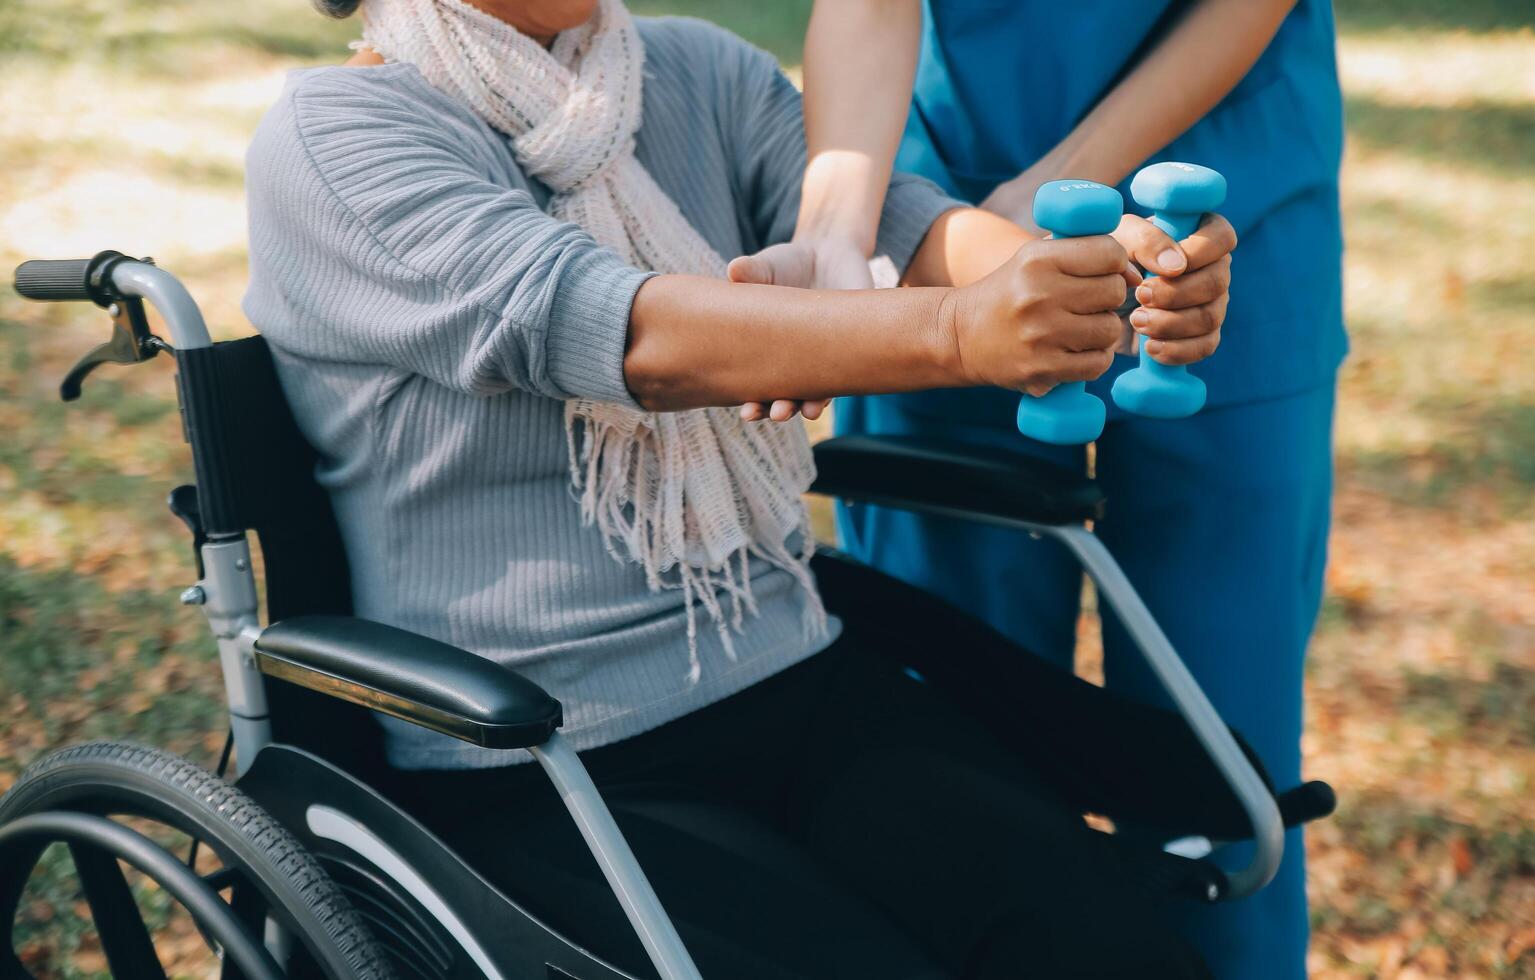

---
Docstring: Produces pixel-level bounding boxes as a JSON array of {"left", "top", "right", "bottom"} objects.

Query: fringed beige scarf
[{"left": 359, "top": 0, "right": 826, "bottom": 678}]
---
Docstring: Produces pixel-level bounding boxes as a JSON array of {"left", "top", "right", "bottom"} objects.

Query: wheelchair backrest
[{"left": 177, "top": 335, "right": 385, "bottom": 772}]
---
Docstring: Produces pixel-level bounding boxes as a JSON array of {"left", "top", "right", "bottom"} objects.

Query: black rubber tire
[{"left": 0, "top": 741, "right": 394, "bottom": 979}]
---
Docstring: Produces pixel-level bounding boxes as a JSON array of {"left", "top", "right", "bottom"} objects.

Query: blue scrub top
[{"left": 895, "top": 0, "right": 1348, "bottom": 411}]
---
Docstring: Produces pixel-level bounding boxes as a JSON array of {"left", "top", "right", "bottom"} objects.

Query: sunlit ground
[{"left": 0, "top": 1, "right": 1531, "bottom": 976}]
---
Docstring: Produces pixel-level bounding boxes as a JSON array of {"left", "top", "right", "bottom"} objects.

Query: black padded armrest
[
  {"left": 810, "top": 435, "right": 1104, "bottom": 527},
  {"left": 254, "top": 615, "right": 562, "bottom": 750}
]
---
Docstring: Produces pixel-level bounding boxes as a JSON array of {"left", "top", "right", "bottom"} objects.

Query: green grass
[
  {"left": 1335, "top": 0, "right": 1535, "bottom": 33},
  {"left": 1344, "top": 97, "right": 1535, "bottom": 177}
]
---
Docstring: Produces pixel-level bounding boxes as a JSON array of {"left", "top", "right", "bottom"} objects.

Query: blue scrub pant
[{"left": 835, "top": 382, "right": 1336, "bottom": 980}]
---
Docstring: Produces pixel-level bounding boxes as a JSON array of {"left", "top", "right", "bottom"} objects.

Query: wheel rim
[
  {"left": 0, "top": 745, "right": 386, "bottom": 980},
  {"left": 0, "top": 811, "right": 283, "bottom": 980}
]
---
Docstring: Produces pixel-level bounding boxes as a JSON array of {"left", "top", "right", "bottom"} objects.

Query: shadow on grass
[
  {"left": 1335, "top": 0, "right": 1535, "bottom": 34},
  {"left": 1345, "top": 96, "right": 1535, "bottom": 177},
  {"left": 1340, "top": 399, "right": 1535, "bottom": 514},
  {"left": 1402, "top": 662, "right": 1535, "bottom": 747},
  {"left": 1347, "top": 194, "right": 1460, "bottom": 239},
  {"left": 1466, "top": 276, "right": 1535, "bottom": 313}
]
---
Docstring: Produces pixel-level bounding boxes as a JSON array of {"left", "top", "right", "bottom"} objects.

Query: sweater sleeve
[
  {"left": 716, "top": 32, "right": 962, "bottom": 273},
  {"left": 242, "top": 69, "right": 651, "bottom": 406}
]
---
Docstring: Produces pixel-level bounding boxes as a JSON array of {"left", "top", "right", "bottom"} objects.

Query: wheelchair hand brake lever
[{"left": 60, "top": 296, "right": 168, "bottom": 401}]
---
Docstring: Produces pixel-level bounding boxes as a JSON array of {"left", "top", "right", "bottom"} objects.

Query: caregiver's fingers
[
  {"left": 740, "top": 399, "right": 833, "bottom": 422},
  {"left": 1134, "top": 254, "right": 1231, "bottom": 311},
  {"left": 1143, "top": 327, "right": 1223, "bottom": 366},
  {"left": 1129, "top": 290, "right": 1228, "bottom": 341},
  {"left": 768, "top": 399, "right": 831, "bottom": 422},
  {"left": 1112, "top": 214, "right": 1186, "bottom": 278},
  {"left": 1178, "top": 213, "right": 1238, "bottom": 273}
]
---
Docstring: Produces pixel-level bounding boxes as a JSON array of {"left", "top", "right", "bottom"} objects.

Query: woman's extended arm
[
  {"left": 625, "top": 225, "right": 1135, "bottom": 411},
  {"left": 982, "top": 0, "right": 1297, "bottom": 230}
]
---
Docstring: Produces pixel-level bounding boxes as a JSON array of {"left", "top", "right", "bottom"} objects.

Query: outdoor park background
[{"left": 0, "top": 0, "right": 1530, "bottom": 975}]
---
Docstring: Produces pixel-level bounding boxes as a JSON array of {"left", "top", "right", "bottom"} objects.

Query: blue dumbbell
[
  {"left": 1110, "top": 162, "right": 1227, "bottom": 419},
  {"left": 1016, "top": 179, "right": 1124, "bottom": 445}
]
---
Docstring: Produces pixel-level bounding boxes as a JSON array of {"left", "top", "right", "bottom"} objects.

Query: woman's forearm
[
  {"left": 624, "top": 275, "right": 958, "bottom": 410},
  {"left": 625, "top": 219, "right": 1164, "bottom": 411},
  {"left": 796, "top": 0, "right": 922, "bottom": 254},
  {"left": 629, "top": 206, "right": 1030, "bottom": 411},
  {"left": 1036, "top": 0, "right": 1295, "bottom": 187}
]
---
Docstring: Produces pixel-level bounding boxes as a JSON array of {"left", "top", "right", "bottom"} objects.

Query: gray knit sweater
[{"left": 243, "top": 16, "right": 958, "bottom": 769}]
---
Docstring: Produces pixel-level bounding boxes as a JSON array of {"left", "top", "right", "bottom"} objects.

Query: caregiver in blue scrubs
[{"left": 820, "top": 1, "right": 1346, "bottom": 976}]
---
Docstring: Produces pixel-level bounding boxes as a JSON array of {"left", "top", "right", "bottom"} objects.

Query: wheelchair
[{"left": 1, "top": 251, "right": 1336, "bottom": 979}]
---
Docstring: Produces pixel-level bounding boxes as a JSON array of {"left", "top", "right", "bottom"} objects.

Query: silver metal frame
[
  {"left": 107, "top": 258, "right": 1280, "bottom": 980},
  {"left": 1051, "top": 524, "right": 1283, "bottom": 897},
  {"left": 532, "top": 735, "right": 704, "bottom": 980}
]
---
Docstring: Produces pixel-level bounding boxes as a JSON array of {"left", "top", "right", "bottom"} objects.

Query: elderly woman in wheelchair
[{"left": 0, "top": 0, "right": 1338, "bottom": 977}]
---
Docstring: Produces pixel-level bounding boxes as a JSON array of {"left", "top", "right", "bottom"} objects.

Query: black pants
[{"left": 385, "top": 557, "right": 1214, "bottom": 979}]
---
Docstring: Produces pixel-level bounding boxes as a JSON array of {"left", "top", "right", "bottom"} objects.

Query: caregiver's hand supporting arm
[
  {"left": 625, "top": 229, "right": 1129, "bottom": 411},
  {"left": 794, "top": 0, "right": 922, "bottom": 270},
  {"left": 739, "top": 0, "right": 921, "bottom": 423},
  {"left": 981, "top": 0, "right": 1296, "bottom": 239}
]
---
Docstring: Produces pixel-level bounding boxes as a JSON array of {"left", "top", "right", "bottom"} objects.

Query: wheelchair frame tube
[
  {"left": 198, "top": 538, "right": 271, "bottom": 775},
  {"left": 109, "top": 261, "right": 212, "bottom": 350},
  {"left": 1044, "top": 524, "right": 1285, "bottom": 899},
  {"left": 111, "top": 261, "right": 271, "bottom": 772},
  {"left": 532, "top": 734, "right": 705, "bottom": 980}
]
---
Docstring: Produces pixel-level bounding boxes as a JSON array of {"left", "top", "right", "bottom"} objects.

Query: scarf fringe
[{"left": 568, "top": 408, "right": 828, "bottom": 682}]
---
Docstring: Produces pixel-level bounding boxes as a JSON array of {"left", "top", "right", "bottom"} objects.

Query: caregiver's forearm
[
  {"left": 901, "top": 206, "right": 1036, "bottom": 289},
  {"left": 1036, "top": 0, "right": 1295, "bottom": 187},
  {"left": 797, "top": 0, "right": 922, "bottom": 255},
  {"left": 625, "top": 276, "right": 958, "bottom": 410}
]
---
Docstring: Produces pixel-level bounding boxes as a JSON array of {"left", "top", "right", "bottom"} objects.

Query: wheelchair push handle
[
  {"left": 1014, "top": 180, "right": 1123, "bottom": 445},
  {"left": 13, "top": 252, "right": 214, "bottom": 400},
  {"left": 14, "top": 255, "right": 108, "bottom": 304},
  {"left": 1110, "top": 162, "right": 1227, "bottom": 419}
]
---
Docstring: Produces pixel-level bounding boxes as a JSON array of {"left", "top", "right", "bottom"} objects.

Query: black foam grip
[{"left": 13, "top": 258, "right": 94, "bottom": 302}]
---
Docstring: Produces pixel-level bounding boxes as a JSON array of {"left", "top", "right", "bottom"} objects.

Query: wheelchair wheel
[{"left": 0, "top": 741, "right": 393, "bottom": 979}]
